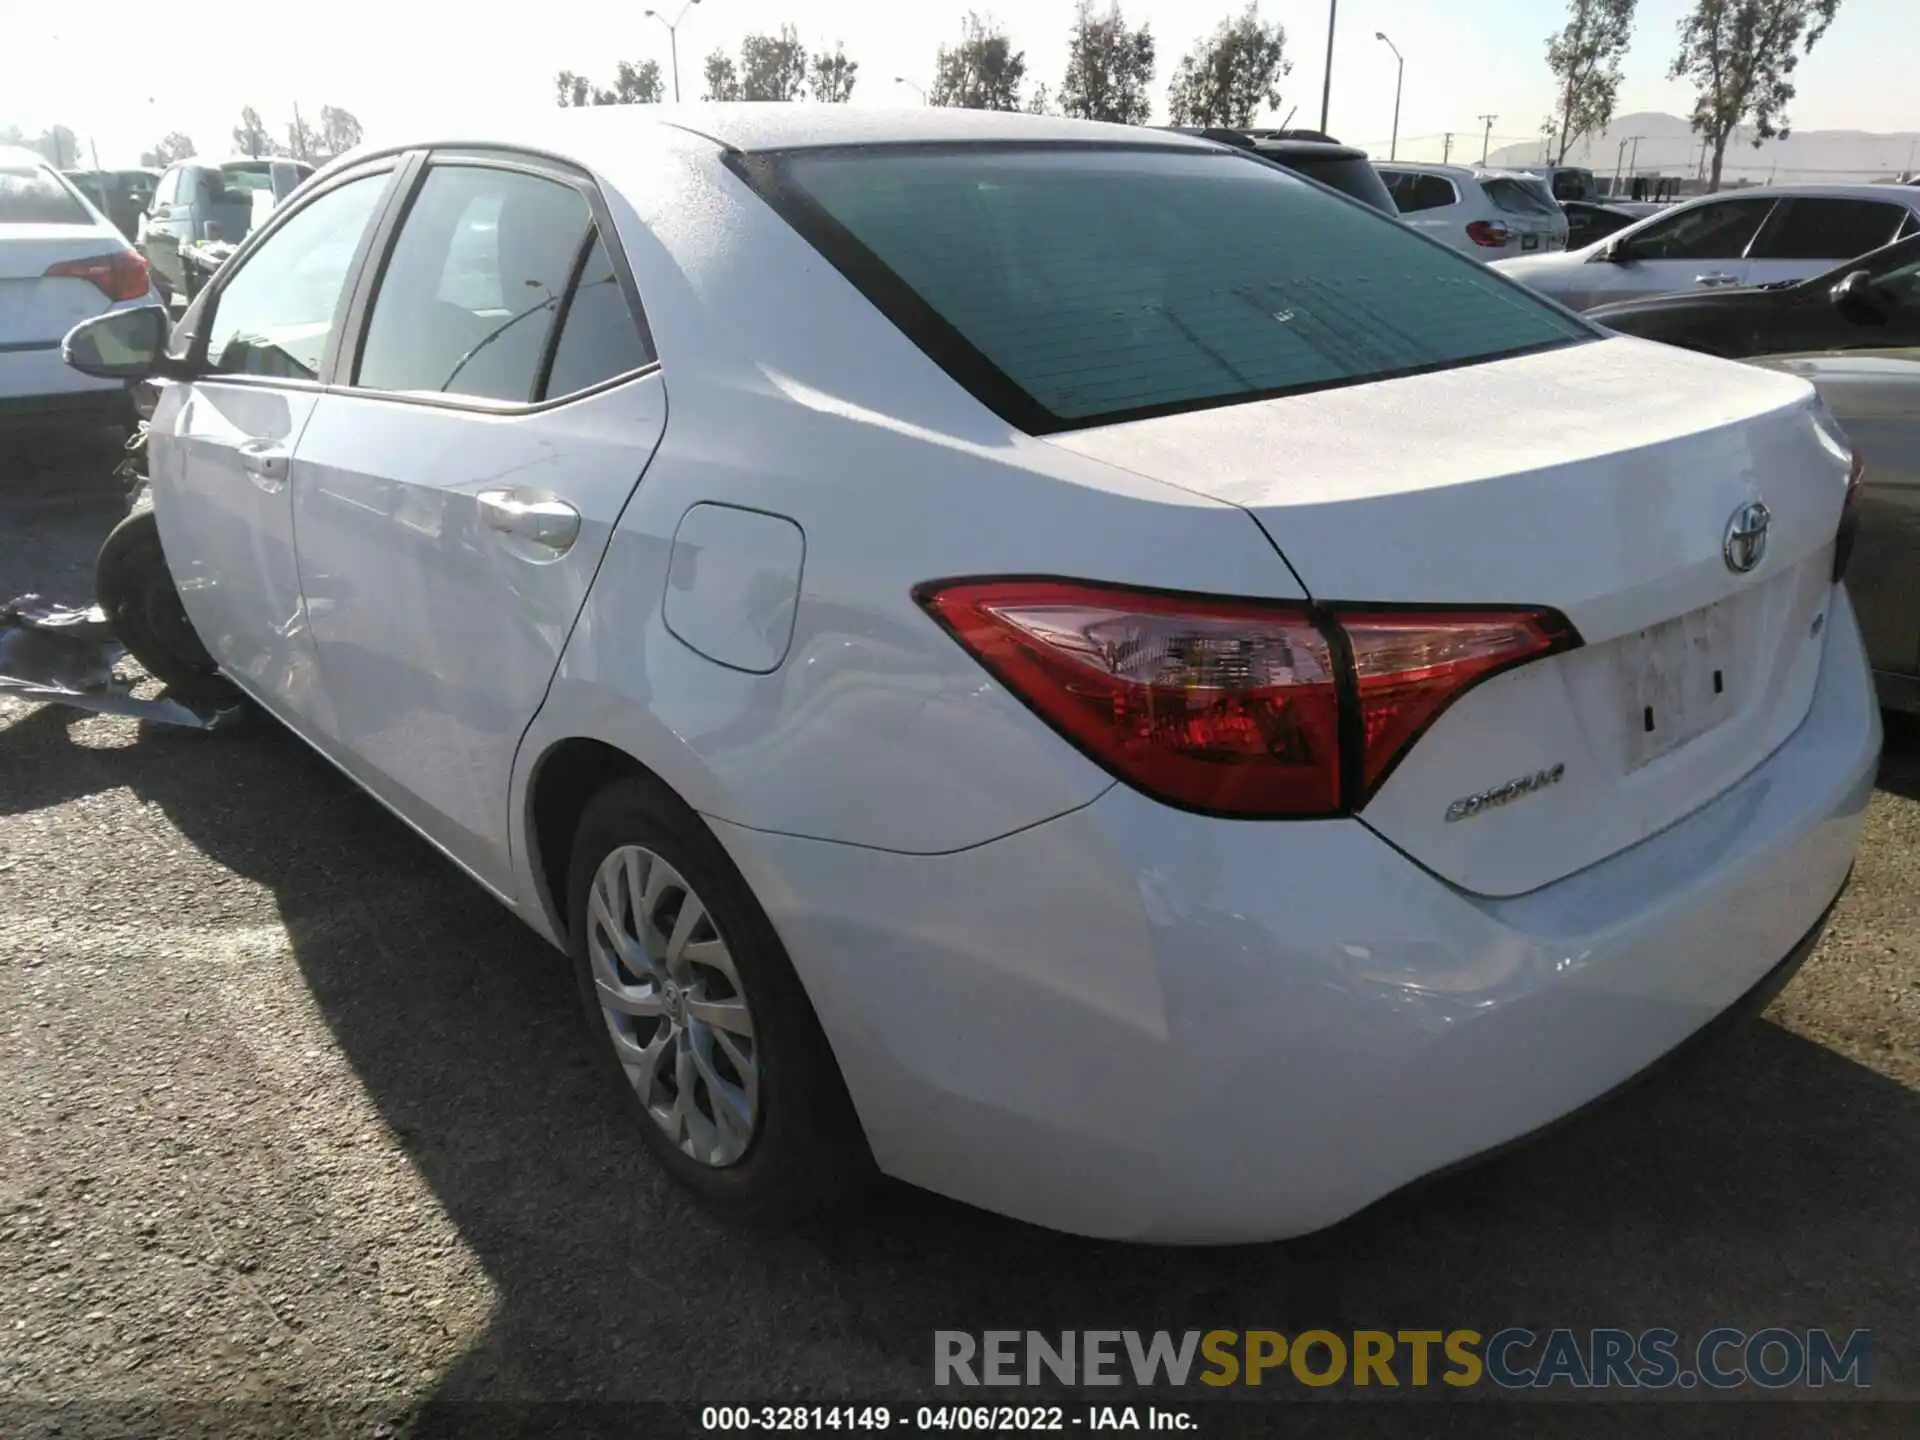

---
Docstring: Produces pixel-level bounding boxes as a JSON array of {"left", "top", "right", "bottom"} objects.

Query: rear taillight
[
  {"left": 916, "top": 579, "right": 1579, "bottom": 818},
  {"left": 43, "top": 249, "right": 150, "bottom": 302},
  {"left": 1465, "top": 220, "right": 1514, "bottom": 248},
  {"left": 1833, "top": 451, "right": 1865, "bottom": 583},
  {"left": 1336, "top": 609, "right": 1579, "bottom": 796}
]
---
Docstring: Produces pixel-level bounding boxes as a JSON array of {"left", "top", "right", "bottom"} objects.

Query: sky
[{"left": 6, "top": 0, "right": 1917, "bottom": 170}]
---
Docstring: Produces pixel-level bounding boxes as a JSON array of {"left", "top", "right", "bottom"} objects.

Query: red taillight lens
[
  {"left": 1833, "top": 451, "right": 1865, "bottom": 583},
  {"left": 1336, "top": 609, "right": 1580, "bottom": 796},
  {"left": 43, "top": 249, "right": 150, "bottom": 302},
  {"left": 917, "top": 579, "right": 1579, "bottom": 818},
  {"left": 916, "top": 580, "right": 1345, "bottom": 816},
  {"left": 1465, "top": 220, "right": 1514, "bottom": 248}
]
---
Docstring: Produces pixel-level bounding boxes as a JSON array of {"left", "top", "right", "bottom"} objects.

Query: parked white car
[
  {"left": 1374, "top": 161, "right": 1569, "bottom": 256},
  {"left": 63, "top": 108, "right": 1878, "bottom": 1243},
  {"left": 1494, "top": 184, "right": 1920, "bottom": 310},
  {"left": 1, "top": 147, "right": 161, "bottom": 428}
]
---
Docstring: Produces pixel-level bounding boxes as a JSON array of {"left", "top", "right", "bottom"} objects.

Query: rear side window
[
  {"left": 742, "top": 146, "right": 1587, "bottom": 432},
  {"left": 542, "top": 230, "right": 653, "bottom": 399},
  {"left": 1750, "top": 198, "right": 1907, "bottom": 261},
  {"left": 1385, "top": 172, "right": 1457, "bottom": 213},
  {"left": 0, "top": 166, "right": 88, "bottom": 224},
  {"left": 1483, "top": 178, "right": 1557, "bottom": 216},
  {"left": 357, "top": 165, "right": 592, "bottom": 404}
]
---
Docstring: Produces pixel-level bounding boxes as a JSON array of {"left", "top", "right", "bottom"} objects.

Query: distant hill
[{"left": 1487, "top": 111, "right": 1920, "bottom": 185}]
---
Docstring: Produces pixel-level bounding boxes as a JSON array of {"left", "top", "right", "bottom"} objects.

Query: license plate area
[
  {"left": 1615, "top": 602, "right": 1742, "bottom": 771},
  {"left": 1522, "top": 234, "right": 1540, "bottom": 251}
]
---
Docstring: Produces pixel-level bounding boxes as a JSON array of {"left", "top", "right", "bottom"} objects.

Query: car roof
[
  {"left": 1373, "top": 160, "right": 1541, "bottom": 183},
  {"left": 322, "top": 103, "right": 1219, "bottom": 184},
  {"left": 1657, "top": 183, "right": 1920, "bottom": 203}
]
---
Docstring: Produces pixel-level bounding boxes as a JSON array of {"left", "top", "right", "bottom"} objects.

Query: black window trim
[
  {"left": 330, "top": 147, "right": 660, "bottom": 417},
  {"left": 723, "top": 141, "right": 1593, "bottom": 437},
  {"left": 186, "top": 155, "right": 412, "bottom": 395},
  {"left": 533, "top": 226, "right": 600, "bottom": 403}
]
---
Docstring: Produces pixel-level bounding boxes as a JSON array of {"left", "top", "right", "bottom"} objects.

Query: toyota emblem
[{"left": 1723, "top": 500, "right": 1771, "bottom": 574}]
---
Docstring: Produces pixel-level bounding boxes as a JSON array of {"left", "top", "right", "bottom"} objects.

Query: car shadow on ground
[
  {"left": 1, "top": 703, "right": 1916, "bottom": 1427},
  {"left": 1878, "top": 711, "right": 1919, "bottom": 802}
]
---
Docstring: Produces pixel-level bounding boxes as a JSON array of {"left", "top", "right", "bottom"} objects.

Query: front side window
[
  {"left": 0, "top": 166, "right": 89, "bottom": 224},
  {"left": 203, "top": 173, "right": 388, "bottom": 381},
  {"left": 1625, "top": 198, "right": 1776, "bottom": 261},
  {"left": 1750, "top": 198, "right": 1907, "bottom": 261},
  {"left": 356, "top": 164, "right": 593, "bottom": 404},
  {"left": 742, "top": 145, "right": 1588, "bottom": 432}
]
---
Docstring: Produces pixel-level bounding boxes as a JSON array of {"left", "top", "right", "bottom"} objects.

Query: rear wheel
[
  {"left": 565, "top": 776, "right": 868, "bottom": 1221},
  {"left": 94, "top": 509, "right": 239, "bottom": 706}
]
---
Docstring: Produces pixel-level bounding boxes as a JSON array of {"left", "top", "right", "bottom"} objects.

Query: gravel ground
[{"left": 1, "top": 436, "right": 1915, "bottom": 1435}]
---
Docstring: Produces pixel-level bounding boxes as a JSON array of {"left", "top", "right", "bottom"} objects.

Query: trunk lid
[
  {"left": 0, "top": 224, "right": 125, "bottom": 342},
  {"left": 1047, "top": 336, "right": 1849, "bottom": 896}
]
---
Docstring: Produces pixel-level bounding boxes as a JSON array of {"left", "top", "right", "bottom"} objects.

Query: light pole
[
  {"left": 1374, "top": 31, "right": 1402, "bottom": 161},
  {"left": 644, "top": 0, "right": 702, "bottom": 104},
  {"left": 1478, "top": 113, "right": 1498, "bottom": 165},
  {"left": 894, "top": 76, "right": 927, "bottom": 104},
  {"left": 1318, "top": 0, "right": 1338, "bottom": 132}
]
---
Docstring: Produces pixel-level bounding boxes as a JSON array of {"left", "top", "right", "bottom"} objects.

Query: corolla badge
[
  {"left": 1445, "top": 763, "right": 1566, "bottom": 823},
  {"left": 1723, "top": 500, "right": 1771, "bottom": 574}
]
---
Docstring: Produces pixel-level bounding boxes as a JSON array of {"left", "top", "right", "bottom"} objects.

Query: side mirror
[
  {"left": 1830, "top": 268, "right": 1890, "bottom": 324},
  {"left": 1601, "top": 237, "right": 1637, "bottom": 264},
  {"left": 62, "top": 305, "right": 173, "bottom": 380}
]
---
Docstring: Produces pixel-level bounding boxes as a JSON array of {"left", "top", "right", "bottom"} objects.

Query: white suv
[{"left": 1375, "top": 162, "right": 1569, "bottom": 258}]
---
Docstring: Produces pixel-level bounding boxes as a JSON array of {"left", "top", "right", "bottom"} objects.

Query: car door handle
[
  {"left": 1695, "top": 272, "right": 1740, "bottom": 286},
  {"left": 477, "top": 489, "right": 580, "bottom": 555},
  {"left": 237, "top": 440, "right": 289, "bottom": 489}
]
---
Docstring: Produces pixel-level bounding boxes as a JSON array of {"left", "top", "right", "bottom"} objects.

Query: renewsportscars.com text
[{"left": 934, "top": 1328, "right": 1872, "bottom": 1390}]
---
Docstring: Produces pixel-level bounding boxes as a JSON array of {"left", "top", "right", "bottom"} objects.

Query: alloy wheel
[{"left": 586, "top": 845, "right": 760, "bottom": 1166}]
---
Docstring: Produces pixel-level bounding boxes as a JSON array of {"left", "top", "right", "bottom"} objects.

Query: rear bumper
[
  {"left": 0, "top": 381, "right": 135, "bottom": 428},
  {"left": 0, "top": 340, "right": 134, "bottom": 426},
  {"left": 715, "top": 588, "right": 1881, "bottom": 1243}
]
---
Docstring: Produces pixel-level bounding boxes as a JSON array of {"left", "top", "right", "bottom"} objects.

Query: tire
[
  {"left": 94, "top": 509, "right": 239, "bottom": 707},
  {"left": 566, "top": 774, "right": 868, "bottom": 1221}
]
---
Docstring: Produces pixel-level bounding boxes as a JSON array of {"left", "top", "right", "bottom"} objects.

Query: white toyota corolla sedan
[{"left": 63, "top": 106, "right": 1880, "bottom": 1243}]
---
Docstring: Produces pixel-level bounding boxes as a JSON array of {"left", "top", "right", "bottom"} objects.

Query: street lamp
[
  {"left": 1318, "top": 0, "right": 1338, "bottom": 132},
  {"left": 894, "top": 76, "right": 927, "bottom": 104},
  {"left": 1374, "top": 31, "right": 1403, "bottom": 161},
  {"left": 644, "top": 0, "right": 702, "bottom": 104}
]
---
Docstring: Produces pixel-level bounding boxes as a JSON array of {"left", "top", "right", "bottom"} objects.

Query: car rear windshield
[
  {"left": 1255, "top": 151, "right": 1399, "bottom": 215},
  {"left": 736, "top": 145, "right": 1588, "bottom": 433},
  {"left": 1484, "top": 177, "right": 1559, "bottom": 217},
  {"left": 0, "top": 166, "right": 89, "bottom": 224}
]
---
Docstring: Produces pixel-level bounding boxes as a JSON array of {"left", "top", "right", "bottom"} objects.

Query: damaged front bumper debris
[{"left": 0, "top": 595, "right": 239, "bottom": 729}]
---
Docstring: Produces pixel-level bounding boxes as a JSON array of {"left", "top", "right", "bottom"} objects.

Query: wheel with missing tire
[
  {"left": 566, "top": 776, "right": 868, "bottom": 1219},
  {"left": 94, "top": 509, "right": 239, "bottom": 707}
]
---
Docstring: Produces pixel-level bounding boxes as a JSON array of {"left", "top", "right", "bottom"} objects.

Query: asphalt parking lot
[{"left": 1, "top": 433, "right": 1916, "bottom": 1433}]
